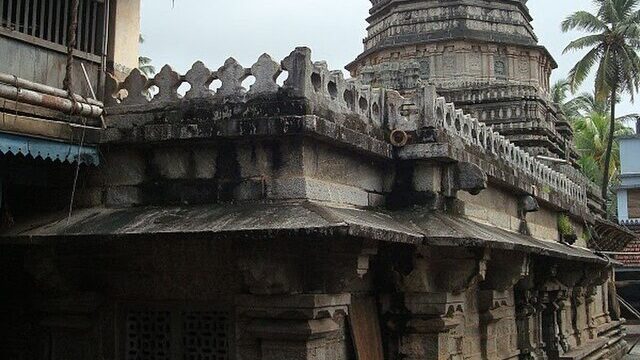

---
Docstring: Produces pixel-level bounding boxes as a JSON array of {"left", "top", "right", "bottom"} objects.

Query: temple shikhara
[{"left": 0, "top": 1, "right": 638, "bottom": 360}]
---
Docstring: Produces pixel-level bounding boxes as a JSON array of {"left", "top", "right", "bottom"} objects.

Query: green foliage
[
  {"left": 138, "top": 56, "right": 156, "bottom": 77},
  {"left": 138, "top": 33, "right": 156, "bottom": 78},
  {"left": 558, "top": 214, "right": 576, "bottom": 237},
  {"left": 562, "top": 0, "right": 640, "bottom": 204},
  {"left": 562, "top": 0, "right": 640, "bottom": 98},
  {"left": 572, "top": 109, "right": 633, "bottom": 185},
  {"left": 551, "top": 80, "right": 633, "bottom": 193}
]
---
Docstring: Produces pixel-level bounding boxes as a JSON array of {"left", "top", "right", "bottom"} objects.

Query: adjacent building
[
  {"left": 616, "top": 120, "right": 640, "bottom": 311},
  {"left": 617, "top": 121, "right": 640, "bottom": 229},
  {"left": 0, "top": 0, "right": 140, "bottom": 229}
]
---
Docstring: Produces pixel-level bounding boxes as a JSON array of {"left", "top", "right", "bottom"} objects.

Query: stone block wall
[
  {"left": 0, "top": 237, "right": 625, "bottom": 360},
  {"left": 77, "top": 136, "right": 392, "bottom": 209}
]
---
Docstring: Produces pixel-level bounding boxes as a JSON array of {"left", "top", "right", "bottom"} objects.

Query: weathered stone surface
[
  {"left": 120, "top": 68, "right": 149, "bottom": 105},
  {"left": 347, "top": 0, "right": 583, "bottom": 171},
  {"left": 248, "top": 53, "right": 281, "bottom": 97},
  {"left": 0, "top": 2, "right": 630, "bottom": 360},
  {"left": 151, "top": 65, "right": 182, "bottom": 104},
  {"left": 184, "top": 61, "right": 214, "bottom": 99},
  {"left": 217, "top": 57, "right": 248, "bottom": 98}
]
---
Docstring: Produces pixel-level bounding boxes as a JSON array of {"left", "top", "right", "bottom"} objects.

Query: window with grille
[
  {"left": 0, "top": 0, "right": 105, "bottom": 56},
  {"left": 629, "top": 189, "right": 640, "bottom": 219},
  {"left": 123, "top": 306, "right": 232, "bottom": 360}
]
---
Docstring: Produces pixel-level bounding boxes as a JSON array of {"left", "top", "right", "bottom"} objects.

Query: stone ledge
[
  {"left": 102, "top": 115, "right": 393, "bottom": 160},
  {"left": 397, "top": 141, "right": 592, "bottom": 221}
]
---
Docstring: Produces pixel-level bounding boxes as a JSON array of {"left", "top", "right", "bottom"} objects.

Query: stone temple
[
  {"left": 347, "top": 0, "right": 576, "bottom": 164},
  {"left": 0, "top": 1, "right": 638, "bottom": 360}
]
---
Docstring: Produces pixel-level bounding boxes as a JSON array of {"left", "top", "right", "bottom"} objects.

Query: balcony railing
[{"left": 0, "top": 0, "right": 105, "bottom": 57}]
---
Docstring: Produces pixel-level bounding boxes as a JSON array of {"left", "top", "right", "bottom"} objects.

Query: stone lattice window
[
  {"left": 124, "top": 306, "right": 231, "bottom": 360},
  {"left": 126, "top": 311, "right": 172, "bottom": 360},
  {"left": 182, "top": 311, "right": 231, "bottom": 360}
]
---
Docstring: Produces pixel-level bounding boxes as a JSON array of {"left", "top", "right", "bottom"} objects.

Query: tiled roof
[{"left": 616, "top": 222, "right": 640, "bottom": 266}]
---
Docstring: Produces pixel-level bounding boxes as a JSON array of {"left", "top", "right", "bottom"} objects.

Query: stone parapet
[{"left": 104, "top": 48, "right": 587, "bottom": 215}]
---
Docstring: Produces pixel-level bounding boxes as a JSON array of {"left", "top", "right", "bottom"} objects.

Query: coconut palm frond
[{"left": 563, "top": 0, "right": 640, "bottom": 207}]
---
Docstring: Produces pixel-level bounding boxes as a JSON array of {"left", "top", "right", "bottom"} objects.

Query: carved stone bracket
[
  {"left": 238, "top": 294, "right": 351, "bottom": 360},
  {"left": 400, "top": 247, "right": 486, "bottom": 296},
  {"left": 357, "top": 240, "right": 379, "bottom": 278},
  {"left": 443, "top": 161, "right": 488, "bottom": 197}
]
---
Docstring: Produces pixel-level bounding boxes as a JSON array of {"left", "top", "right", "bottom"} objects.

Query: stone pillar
[
  {"left": 583, "top": 265, "right": 613, "bottom": 329},
  {"left": 37, "top": 292, "right": 103, "bottom": 360},
  {"left": 400, "top": 293, "right": 466, "bottom": 360},
  {"left": 535, "top": 263, "right": 565, "bottom": 359},
  {"left": 572, "top": 287, "right": 588, "bottom": 345},
  {"left": 238, "top": 294, "right": 351, "bottom": 360},
  {"left": 555, "top": 262, "right": 589, "bottom": 352},
  {"left": 540, "top": 291, "right": 562, "bottom": 359},
  {"left": 585, "top": 286, "right": 599, "bottom": 340},
  {"left": 554, "top": 290, "right": 572, "bottom": 352},
  {"left": 21, "top": 247, "right": 109, "bottom": 360},
  {"left": 533, "top": 295, "right": 549, "bottom": 360},
  {"left": 479, "top": 290, "right": 518, "bottom": 359},
  {"left": 480, "top": 251, "right": 530, "bottom": 360},
  {"left": 382, "top": 246, "right": 486, "bottom": 360}
]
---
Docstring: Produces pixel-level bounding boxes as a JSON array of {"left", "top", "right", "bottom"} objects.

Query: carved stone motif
[
  {"left": 121, "top": 69, "right": 149, "bottom": 105},
  {"left": 152, "top": 65, "right": 182, "bottom": 104},
  {"left": 217, "top": 58, "right": 249, "bottom": 98},
  {"left": 184, "top": 61, "right": 214, "bottom": 99},
  {"left": 248, "top": 54, "right": 282, "bottom": 97},
  {"left": 238, "top": 294, "right": 350, "bottom": 360}
]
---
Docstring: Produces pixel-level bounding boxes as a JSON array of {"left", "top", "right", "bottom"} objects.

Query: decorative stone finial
[
  {"left": 184, "top": 61, "right": 214, "bottom": 100},
  {"left": 248, "top": 54, "right": 281, "bottom": 97},
  {"left": 152, "top": 65, "right": 182, "bottom": 104},
  {"left": 121, "top": 69, "right": 149, "bottom": 105},
  {"left": 217, "top": 58, "right": 249, "bottom": 98}
]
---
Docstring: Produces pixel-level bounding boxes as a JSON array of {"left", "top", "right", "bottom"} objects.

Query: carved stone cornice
[{"left": 237, "top": 293, "right": 350, "bottom": 321}]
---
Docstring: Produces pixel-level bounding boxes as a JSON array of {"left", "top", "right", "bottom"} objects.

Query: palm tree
[
  {"left": 551, "top": 79, "right": 593, "bottom": 119},
  {"left": 572, "top": 111, "right": 633, "bottom": 186},
  {"left": 562, "top": 0, "right": 640, "bottom": 207},
  {"left": 138, "top": 56, "right": 156, "bottom": 78},
  {"left": 551, "top": 79, "right": 574, "bottom": 117},
  {"left": 138, "top": 34, "right": 156, "bottom": 78},
  {"left": 570, "top": 92, "right": 610, "bottom": 116}
]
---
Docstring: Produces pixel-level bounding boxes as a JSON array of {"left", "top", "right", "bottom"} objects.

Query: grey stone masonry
[
  {"left": 104, "top": 48, "right": 588, "bottom": 218},
  {"left": 346, "top": 0, "right": 583, "bottom": 172}
]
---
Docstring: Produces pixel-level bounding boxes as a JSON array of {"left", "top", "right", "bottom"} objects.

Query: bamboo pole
[
  {"left": 0, "top": 83, "right": 103, "bottom": 117},
  {"left": 0, "top": 72, "right": 103, "bottom": 107}
]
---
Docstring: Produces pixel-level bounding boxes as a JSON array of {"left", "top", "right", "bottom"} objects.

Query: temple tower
[{"left": 347, "top": 0, "right": 577, "bottom": 162}]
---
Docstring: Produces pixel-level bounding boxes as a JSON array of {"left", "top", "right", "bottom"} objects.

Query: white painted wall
[
  {"left": 620, "top": 137, "right": 640, "bottom": 175},
  {"left": 618, "top": 190, "right": 629, "bottom": 221}
]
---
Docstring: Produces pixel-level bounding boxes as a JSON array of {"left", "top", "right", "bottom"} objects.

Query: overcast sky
[{"left": 140, "top": 0, "right": 637, "bottom": 117}]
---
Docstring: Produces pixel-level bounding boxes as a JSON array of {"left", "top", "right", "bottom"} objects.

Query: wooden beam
[
  {"left": 0, "top": 26, "right": 102, "bottom": 63},
  {"left": 0, "top": 111, "right": 101, "bottom": 144}
]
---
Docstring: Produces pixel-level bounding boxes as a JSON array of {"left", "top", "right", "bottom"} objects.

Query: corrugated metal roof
[{"left": 0, "top": 132, "right": 99, "bottom": 165}]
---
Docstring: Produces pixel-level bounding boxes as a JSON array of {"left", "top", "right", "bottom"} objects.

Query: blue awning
[{"left": 0, "top": 132, "right": 100, "bottom": 166}]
